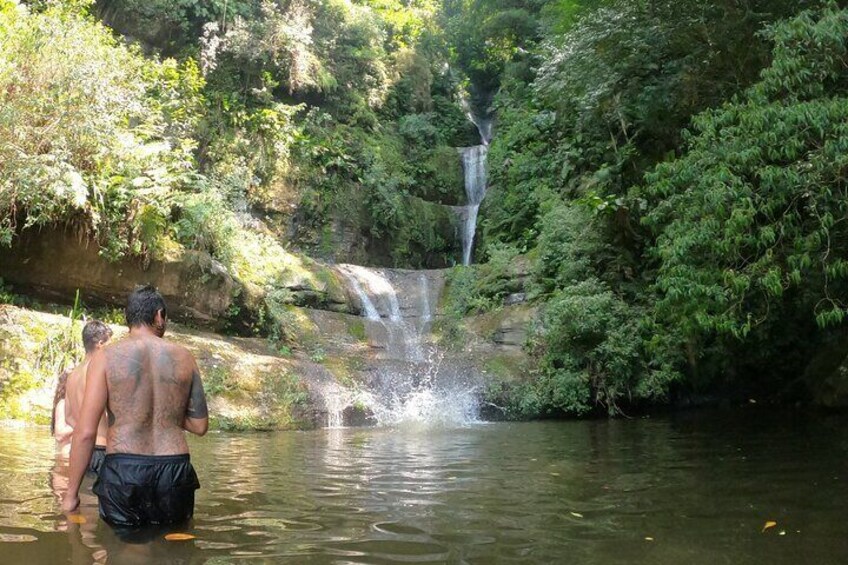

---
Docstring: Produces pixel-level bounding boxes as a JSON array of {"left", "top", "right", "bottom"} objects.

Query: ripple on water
[
  {"left": 372, "top": 522, "right": 427, "bottom": 536},
  {"left": 0, "top": 533, "right": 38, "bottom": 543},
  {"left": 329, "top": 539, "right": 450, "bottom": 563},
  {"left": 3, "top": 414, "right": 848, "bottom": 563}
]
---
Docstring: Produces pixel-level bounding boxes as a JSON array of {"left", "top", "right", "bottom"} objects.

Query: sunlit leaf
[
  {"left": 164, "top": 533, "right": 197, "bottom": 541},
  {"left": 762, "top": 520, "right": 777, "bottom": 533}
]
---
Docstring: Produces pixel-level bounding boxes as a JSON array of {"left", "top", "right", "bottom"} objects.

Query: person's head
[
  {"left": 82, "top": 320, "right": 112, "bottom": 354},
  {"left": 126, "top": 284, "right": 167, "bottom": 337},
  {"left": 50, "top": 369, "right": 70, "bottom": 436}
]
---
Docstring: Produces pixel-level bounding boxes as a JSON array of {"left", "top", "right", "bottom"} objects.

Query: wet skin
[
  {"left": 62, "top": 317, "right": 207, "bottom": 513},
  {"left": 65, "top": 357, "right": 109, "bottom": 448},
  {"left": 104, "top": 334, "right": 207, "bottom": 455},
  {"left": 53, "top": 397, "right": 73, "bottom": 458}
]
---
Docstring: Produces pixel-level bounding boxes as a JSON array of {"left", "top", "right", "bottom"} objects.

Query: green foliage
[
  {"left": 292, "top": 108, "right": 463, "bottom": 266},
  {"left": 444, "top": 0, "right": 542, "bottom": 95},
  {"left": 1, "top": 0, "right": 471, "bottom": 273},
  {"left": 484, "top": 0, "right": 811, "bottom": 255},
  {"left": 468, "top": 0, "right": 838, "bottom": 415},
  {"left": 643, "top": 4, "right": 848, "bottom": 340},
  {"left": 95, "top": 0, "right": 253, "bottom": 53},
  {"left": 0, "top": 290, "right": 86, "bottom": 419},
  {"left": 0, "top": 1, "right": 203, "bottom": 259},
  {"left": 533, "top": 202, "right": 605, "bottom": 294},
  {"left": 0, "top": 277, "right": 26, "bottom": 306},
  {"left": 443, "top": 243, "right": 523, "bottom": 316},
  {"left": 203, "top": 365, "right": 236, "bottom": 397},
  {"left": 481, "top": 85, "right": 555, "bottom": 252},
  {"left": 264, "top": 289, "right": 299, "bottom": 345},
  {"left": 535, "top": 279, "right": 644, "bottom": 415}
]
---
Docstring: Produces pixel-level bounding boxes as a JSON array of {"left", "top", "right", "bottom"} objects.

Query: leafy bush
[
  {"left": 643, "top": 4, "right": 848, "bottom": 339},
  {"left": 534, "top": 279, "right": 644, "bottom": 415},
  {"left": 533, "top": 202, "right": 605, "bottom": 294},
  {"left": 0, "top": 1, "right": 201, "bottom": 258},
  {"left": 443, "top": 243, "right": 523, "bottom": 317}
]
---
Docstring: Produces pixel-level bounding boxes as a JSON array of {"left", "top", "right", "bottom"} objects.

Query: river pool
[{"left": 1, "top": 409, "right": 847, "bottom": 564}]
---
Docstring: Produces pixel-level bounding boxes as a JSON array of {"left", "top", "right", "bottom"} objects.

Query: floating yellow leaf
[
  {"left": 67, "top": 515, "right": 86, "bottom": 524},
  {"left": 164, "top": 533, "right": 196, "bottom": 541},
  {"left": 645, "top": 537, "right": 654, "bottom": 542},
  {"left": 762, "top": 521, "right": 777, "bottom": 533},
  {"left": 550, "top": 472, "right": 560, "bottom": 477},
  {"left": 570, "top": 512, "right": 583, "bottom": 518}
]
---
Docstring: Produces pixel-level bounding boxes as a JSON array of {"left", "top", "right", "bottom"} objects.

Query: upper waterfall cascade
[
  {"left": 459, "top": 113, "right": 491, "bottom": 266},
  {"left": 460, "top": 144, "right": 488, "bottom": 266},
  {"left": 316, "top": 111, "right": 494, "bottom": 427}
]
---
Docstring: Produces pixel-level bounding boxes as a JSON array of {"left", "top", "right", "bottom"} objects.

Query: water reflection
[{"left": 1, "top": 411, "right": 848, "bottom": 563}]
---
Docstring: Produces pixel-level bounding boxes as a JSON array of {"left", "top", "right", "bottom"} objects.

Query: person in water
[
  {"left": 62, "top": 285, "right": 209, "bottom": 531},
  {"left": 51, "top": 369, "right": 73, "bottom": 457},
  {"left": 65, "top": 320, "right": 113, "bottom": 475}
]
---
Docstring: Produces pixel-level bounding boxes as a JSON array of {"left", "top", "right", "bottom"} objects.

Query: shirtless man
[
  {"left": 65, "top": 320, "right": 112, "bottom": 474},
  {"left": 62, "top": 285, "right": 209, "bottom": 530}
]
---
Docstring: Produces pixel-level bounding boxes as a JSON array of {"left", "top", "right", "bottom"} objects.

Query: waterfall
[
  {"left": 460, "top": 145, "right": 488, "bottom": 266},
  {"left": 461, "top": 96, "right": 493, "bottom": 146},
  {"left": 338, "top": 265, "right": 381, "bottom": 322},
  {"left": 332, "top": 266, "right": 480, "bottom": 427},
  {"left": 458, "top": 108, "right": 491, "bottom": 266},
  {"left": 419, "top": 274, "right": 431, "bottom": 324},
  {"left": 338, "top": 264, "right": 422, "bottom": 361}
]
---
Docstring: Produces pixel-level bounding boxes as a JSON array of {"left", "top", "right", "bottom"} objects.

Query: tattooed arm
[{"left": 182, "top": 363, "right": 208, "bottom": 436}]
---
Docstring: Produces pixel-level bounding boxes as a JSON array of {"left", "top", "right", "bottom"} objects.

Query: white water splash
[
  {"left": 330, "top": 267, "right": 480, "bottom": 428},
  {"left": 319, "top": 380, "right": 377, "bottom": 429},
  {"left": 368, "top": 348, "right": 479, "bottom": 428},
  {"left": 371, "top": 387, "right": 480, "bottom": 428}
]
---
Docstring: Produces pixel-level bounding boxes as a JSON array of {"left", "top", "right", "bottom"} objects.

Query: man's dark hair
[
  {"left": 82, "top": 320, "right": 113, "bottom": 353},
  {"left": 125, "top": 284, "right": 167, "bottom": 328}
]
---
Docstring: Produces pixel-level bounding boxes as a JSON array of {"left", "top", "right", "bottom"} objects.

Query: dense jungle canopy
[{"left": 4, "top": 0, "right": 848, "bottom": 418}]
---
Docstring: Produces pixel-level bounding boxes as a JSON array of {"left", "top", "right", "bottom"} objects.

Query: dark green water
[{"left": 2, "top": 410, "right": 847, "bottom": 564}]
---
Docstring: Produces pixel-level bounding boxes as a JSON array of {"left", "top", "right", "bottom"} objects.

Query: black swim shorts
[
  {"left": 92, "top": 453, "right": 200, "bottom": 528},
  {"left": 88, "top": 445, "right": 106, "bottom": 476}
]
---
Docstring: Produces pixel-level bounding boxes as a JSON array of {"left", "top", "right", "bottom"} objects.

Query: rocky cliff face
[
  {"left": 1, "top": 226, "right": 237, "bottom": 327},
  {"left": 0, "top": 229, "right": 539, "bottom": 429},
  {"left": 0, "top": 226, "right": 359, "bottom": 331}
]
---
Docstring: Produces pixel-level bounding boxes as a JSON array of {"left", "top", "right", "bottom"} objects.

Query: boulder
[{"left": 466, "top": 304, "right": 538, "bottom": 349}]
